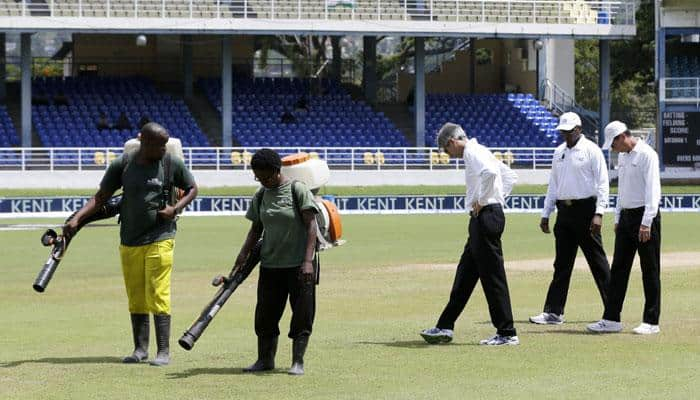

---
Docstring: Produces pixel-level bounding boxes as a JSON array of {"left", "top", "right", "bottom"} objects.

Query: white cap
[
  {"left": 602, "top": 121, "right": 628, "bottom": 150},
  {"left": 555, "top": 112, "right": 582, "bottom": 131}
]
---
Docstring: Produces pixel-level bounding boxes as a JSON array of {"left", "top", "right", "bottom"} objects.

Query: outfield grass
[
  {"left": 1, "top": 214, "right": 699, "bottom": 399},
  {"left": 1, "top": 184, "right": 700, "bottom": 197}
]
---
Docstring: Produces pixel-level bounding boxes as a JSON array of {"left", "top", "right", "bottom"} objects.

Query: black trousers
[
  {"left": 255, "top": 266, "right": 315, "bottom": 339},
  {"left": 603, "top": 208, "right": 661, "bottom": 324},
  {"left": 543, "top": 197, "right": 610, "bottom": 315},
  {"left": 436, "top": 204, "right": 516, "bottom": 337}
]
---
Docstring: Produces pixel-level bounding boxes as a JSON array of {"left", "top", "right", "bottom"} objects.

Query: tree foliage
[{"left": 575, "top": 1, "right": 657, "bottom": 128}]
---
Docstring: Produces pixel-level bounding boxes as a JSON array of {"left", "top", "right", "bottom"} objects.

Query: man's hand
[
  {"left": 233, "top": 252, "right": 248, "bottom": 272},
  {"left": 300, "top": 260, "right": 315, "bottom": 285},
  {"left": 639, "top": 225, "right": 651, "bottom": 243},
  {"left": 157, "top": 205, "right": 178, "bottom": 220},
  {"left": 62, "top": 219, "right": 80, "bottom": 241},
  {"left": 472, "top": 202, "right": 483, "bottom": 217},
  {"left": 590, "top": 214, "right": 603, "bottom": 235},
  {"left": 540, "top": 217, "right": 550, "bottom": 234}
]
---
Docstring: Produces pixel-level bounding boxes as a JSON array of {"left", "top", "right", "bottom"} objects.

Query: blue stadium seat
[
  {"left": 198, "top": 77, "right": 409, "bottom": 148},
  {"left": 32, "top": 76, "right": 207, "bottom": 148}
]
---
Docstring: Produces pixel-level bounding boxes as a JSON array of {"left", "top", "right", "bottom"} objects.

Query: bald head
[
  {"left": 141, "top": 122, "right": 169, "bottom": 143},
  {"left": 139, "top": 122, "right": 169, "bottom": 162}
]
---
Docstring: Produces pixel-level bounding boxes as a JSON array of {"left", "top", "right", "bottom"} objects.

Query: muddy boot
[
  {"left": 288, "top": 335, "right": 309, "bottom": 376},
  {"left": 122, "top": 313, "right": 149, "bottom": 363},
  {"left": 243, "top": 336, "right": 278, "bottom": 372},
  {"left": 149, "top": 314, "right": 170, "bottom": 366}
]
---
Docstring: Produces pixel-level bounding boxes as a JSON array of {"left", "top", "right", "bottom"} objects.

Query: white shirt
[
  {"left": 462, "top": 138, "right": 518, "bottom": 212},
  {"left": 615, "top": 139, "right": 661, "bottom": 227},
  {"left": 542, "top": 136, "right": 609, "bottom": 218}
]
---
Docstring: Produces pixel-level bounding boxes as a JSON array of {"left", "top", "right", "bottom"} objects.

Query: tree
[
  {"left": 575, "top": 1, "right": 656, "bottom": 128},
  {"left": 255, "top": 35, "right": 340, "bottom": 81}
]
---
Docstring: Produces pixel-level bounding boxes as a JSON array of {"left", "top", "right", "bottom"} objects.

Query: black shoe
[
  {"left": 123, "top": 313, "right": 149, "bottom": 363},
  {"left": 243, "top": 336, "right": 278, "bottom": 372},
  {"left": 288, "top": 335, "right": 309, "bottom": 376},
  {"left": 149, "top": 314, "right": 170, "bottom": 366}
]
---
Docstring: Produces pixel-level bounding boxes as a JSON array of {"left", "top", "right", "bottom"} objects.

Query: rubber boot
[
  {"left": 243, "top": 336, "right": 278, "bottom": 372},
  {"left": 149, "top": 314, "right": 171, "bottom": 366},
  {"left": 122, "top": 313, "right": 149, "bottom": 363},
  {"left": 288, "top": 336, "right": 309, "bottom": 375}
]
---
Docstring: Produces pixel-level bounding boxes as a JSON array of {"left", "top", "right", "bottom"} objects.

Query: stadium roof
[{"left": 0, "top": 0, "right": 637, "bottom": 39}]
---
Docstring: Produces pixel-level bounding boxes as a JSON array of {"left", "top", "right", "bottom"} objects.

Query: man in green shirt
[
  {"left": 64, "top": 122, "right": 198, "bottom": 366},
  {"left": 234, "top": 148, "right": 320, "bottom": 375}
]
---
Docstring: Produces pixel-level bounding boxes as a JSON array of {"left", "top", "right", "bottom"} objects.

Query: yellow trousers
[{"left": 119, "top": 239, "right": 174, "bottom": 315}]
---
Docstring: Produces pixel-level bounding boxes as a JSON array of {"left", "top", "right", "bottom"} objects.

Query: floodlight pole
[
  {"left": 598, "top": 39, "right": 610, "bottom": 145},
  {"left": 414, "top": 36, "right": 425, "bottom": 147},
  {"left": 222, "top": 36, "right": 233, "bottom": 148},
  {"left": 183, "top": 35, "right": 193, "bottom": 101},
  {"left": 21, "top": 33, "right": 32, "bottom": 147}
]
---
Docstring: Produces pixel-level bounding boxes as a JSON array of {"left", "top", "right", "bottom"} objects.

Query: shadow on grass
[
  {"left": 167, "top": 368, "right": 286, "bottom": 379},
  {"left": 474, "top": 320, "right": 594, "bottom": 325},
  {"left": 1, "top": 356, "right": 122, "bottom": 368},
  {"left": 356, "top": 340, "right": 474, "bottom": 348},
  {"left": 523, "top": 329, "right": 602, "bottom": 335}
]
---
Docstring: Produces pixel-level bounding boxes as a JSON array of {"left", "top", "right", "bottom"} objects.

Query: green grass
[
  {"left": 1, "top": 184, "right": 700, "bottom": 197},
  {"left": 1, "top": 214, "right": 699, "bottom": 399}
]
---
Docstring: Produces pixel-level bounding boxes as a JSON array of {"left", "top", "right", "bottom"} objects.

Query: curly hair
[{"left": 251, "top": 148, "right": 282, "bottom": 172}]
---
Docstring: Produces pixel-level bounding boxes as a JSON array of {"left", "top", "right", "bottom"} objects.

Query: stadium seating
[
  {"left": 199, "top": 77, "right": 409, "bottom": 148},
  {"left": 666, "top": 55, "right": 700, "bottom": 98},
  {"left": 424, "top": 93, "right": 561, "bottom": 148},
  {"left": 0, "top": 105, "right": 19, "bottom": 147},
  {"left": 0, "top": 105, "right": 21, "bottom": 166},
  {"left": 31, "top": 76, "right": 208, "bottom": 149}
]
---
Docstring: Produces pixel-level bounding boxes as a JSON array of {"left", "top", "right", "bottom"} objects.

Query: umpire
[
  {"left": 530, "top": 112, "right": 611, "bottom": 325},
  {"left": 587, "top": 121, "right": 662, "bottom": 335},
  {"left": 420, "top": 123, "right": 519, "bottom": 346}
]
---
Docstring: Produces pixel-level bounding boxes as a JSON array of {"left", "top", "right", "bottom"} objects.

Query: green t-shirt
[
  {"left": 100, "top": 152, "right": 196, "bottom": 246},
  {"left": 245, "top": 181, "right": 319, "bottom": 269}
]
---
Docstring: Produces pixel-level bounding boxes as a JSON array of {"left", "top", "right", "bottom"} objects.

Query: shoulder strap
[
  {"left": 290, "top": 180, "right": 303, "bottom": 220},
  {"left": 162, "top": 153, "right": 173, "bottom": 206},
  {"left": 291, "top": 180, "right": 322, "bottom": 285},
  {"left": 254, "top": 188, "right": 265, "bottom": 219},
  {"left": 253, "top": 181, "right": 306, "bottom": 224},
  {"left": 121, "top": 151, "right": 131, "bottom": 182}
]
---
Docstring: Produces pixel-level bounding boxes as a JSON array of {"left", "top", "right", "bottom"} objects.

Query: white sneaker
[
  {"left": 420, "top": 327, "right": 454, "bottom": 344},
  {"left": 586, "top": 319, "right": 623, "bottom": 333},
  {"left": 529, "top": 312, "right": 565, "bottom": 325},
  {"left": 632, "top": 323, "right": 660, "bottom": 335},
  {"left": 479, "top": 335, "right": 520, "bottom": 346}
]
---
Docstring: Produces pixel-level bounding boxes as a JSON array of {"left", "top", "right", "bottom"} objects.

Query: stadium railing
[
  {"left": 0, "top": 146, "right": 556, "bottom": 170},
  {"left": 661, "top": 78, "right": 700, "bottom": 108},
  {"left": 0, "top": 0, "right": 635, "bottom": 25}
]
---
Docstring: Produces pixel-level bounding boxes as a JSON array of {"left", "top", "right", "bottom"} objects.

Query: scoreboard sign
[{"left": 662, "top": 111, "right": 700, "bottom": 165}]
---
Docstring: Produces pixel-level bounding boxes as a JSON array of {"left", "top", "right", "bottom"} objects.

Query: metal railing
[
  {"left": 1, "top": 0, "right": 636, "bottom": 25},
  {"left": 661, "top": 78, "right": 700, "bottom": 108},
  {"left": 540, "top": 78, "right": 599, "bottom": 132},
  {"left": 0, "top": 146, "right": 557, "bottom": 171}
]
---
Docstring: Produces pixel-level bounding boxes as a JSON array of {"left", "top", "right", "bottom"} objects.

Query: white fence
[
  {"left": 1, "top": 0, "right": 635, "bottom": 25},
  {"left": 0, "top": 147, "right": 557, "bottom": 171}
]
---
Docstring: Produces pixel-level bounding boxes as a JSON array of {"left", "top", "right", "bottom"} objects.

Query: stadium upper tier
[
  {"left": 0, "top": 106, "right": 19, "bottom": 148},
  {"left": 665, "top": 55, "right": 700, "bottom": 99},
  {"left": 425, "top": 93, "right": 561, "bottom": 148},
  {"left": 0, "top": 1, "right": 636, "bottom": 37},
  {"left": 199, "top": 77, "right": 409, "bottom": 148},
  {"left": 667, "top": 55, "right": 700, "bottom": 78},
  {"left": 32, "top": 76, "right": 209, "bottom": 148}
]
